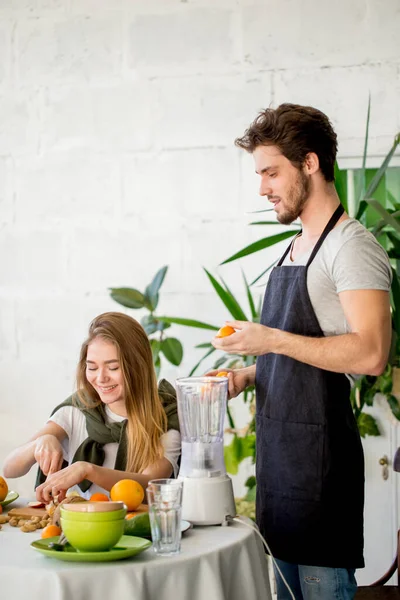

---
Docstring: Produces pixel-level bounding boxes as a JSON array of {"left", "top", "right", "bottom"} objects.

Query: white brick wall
[
  {"left": 0, "top": 0, "right": 399, "bottom": 504},
  {"left": 127, "top": 8, "right": 237, "bottom": 73}
]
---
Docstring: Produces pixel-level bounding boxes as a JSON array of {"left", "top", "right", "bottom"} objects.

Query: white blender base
[{"left": 179, "top": 474, "right": 236, "bottom": 526}]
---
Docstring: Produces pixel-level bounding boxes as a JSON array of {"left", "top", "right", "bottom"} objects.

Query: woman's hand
[
  {"left": 34, "top": 434, "right": 64, "bottom": 476},
  {"left": 35, "top": 461, "right": 90, "bottom": 503},
  {"left": 2, "top": 422, "right": 67, "bottom": 479}
]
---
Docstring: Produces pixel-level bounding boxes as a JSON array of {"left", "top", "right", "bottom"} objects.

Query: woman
[{"left": 3, "top": 312, "right": 181, "bottom": 503}]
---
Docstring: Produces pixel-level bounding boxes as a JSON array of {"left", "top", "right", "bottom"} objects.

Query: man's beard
[{"left": 276, "top": 170, "right": 311, "bottom": 225}]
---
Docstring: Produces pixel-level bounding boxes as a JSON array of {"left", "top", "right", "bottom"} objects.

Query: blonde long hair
[{"left": 76, "top": 312, "right": 167, "bottom": 473}]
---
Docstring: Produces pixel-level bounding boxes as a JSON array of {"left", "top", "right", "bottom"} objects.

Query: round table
[{"left": 0, "top": 501, "right": 272, "bottom": 600}]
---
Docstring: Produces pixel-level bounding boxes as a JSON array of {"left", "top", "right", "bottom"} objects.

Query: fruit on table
[
  {"left": 216, "top": 325, "right": 235, "bottom": 338},
  {"left": 90, "top": 492, "right": 110, "bottom": 502},
  {"left": 41, "top": 524, "right": 62, "bottom": 539},
  {"left": 124, "top": 512, "right": 151, "bottom": 538},
  {"left": 0, "top": 476, "right": 8, "bottom": 502},
  {"left": 110, "top": 479, "right": 144, "bottom": 511}
]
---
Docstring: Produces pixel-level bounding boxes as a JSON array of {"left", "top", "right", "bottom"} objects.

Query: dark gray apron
[{"left": 255, "top": 204, "right": 364, "bottom": 568}]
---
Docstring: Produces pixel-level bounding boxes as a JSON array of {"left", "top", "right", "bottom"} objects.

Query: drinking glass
[{"left": 146, "top": 479, "right": 183, "bottom": 556}]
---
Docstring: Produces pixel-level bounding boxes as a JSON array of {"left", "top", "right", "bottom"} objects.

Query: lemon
[{"left": 0, "top": 476, "right": 8, "bottom": 502}]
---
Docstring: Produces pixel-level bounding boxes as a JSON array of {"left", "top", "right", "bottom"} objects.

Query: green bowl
[
  {"left": 60, "top": 507, "right": 126, "bottom": 522},
  {"left": 60, "top": 517, "right": 125, "bottom": 552}
]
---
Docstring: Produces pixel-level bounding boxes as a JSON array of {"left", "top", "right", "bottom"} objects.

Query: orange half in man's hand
[{"left": 216, "top": 325, "right": 236, "bottom": 338}]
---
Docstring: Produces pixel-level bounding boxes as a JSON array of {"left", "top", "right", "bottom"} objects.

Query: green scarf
[{"left": 35, "top": 379, "right": 179, "bottom": 493}]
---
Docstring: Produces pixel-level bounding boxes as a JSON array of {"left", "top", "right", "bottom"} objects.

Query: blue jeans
[{"left": 273, "top": 559, "right": 357, "bottom": 600}]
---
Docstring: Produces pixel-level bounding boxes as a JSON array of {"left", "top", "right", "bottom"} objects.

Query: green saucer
[
  {"left": 31, "top": 535, "right": 151, "bottom": 562},
  {"left": 0, "top": 491, "right": 19, "bottom": 508}
]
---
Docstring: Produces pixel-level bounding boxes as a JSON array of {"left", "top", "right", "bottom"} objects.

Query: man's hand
[
  {"left": 206, "top": 366, "right": 255, "bottom": 399},
  {"left": 211, "top": 291, "right": 391, "bottom": 376},
  {"left": 211, "top": 321, "right": 274, "bottom": 357},
  {"left": 36, "top": 461, "right": 90, "bottom": 503},
  {"left": 34, "top": 434, "right": 64, "bottom": 476}
]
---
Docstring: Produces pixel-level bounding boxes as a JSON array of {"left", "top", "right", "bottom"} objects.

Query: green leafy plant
[
  {"left": 235, "top": 476, "right": 257, "bottom": 520},
  {"left": 346, "top": 113, "right": 400, "bottom": 435},
  {"left": 350, "top": 365, "right": 400, "bottom": 438},
  {"left": 109, "top": 266, "right": 184, "bottom": 376}
]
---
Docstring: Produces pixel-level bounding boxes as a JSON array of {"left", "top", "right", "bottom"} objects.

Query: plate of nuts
[{"left": 7, "top": 512, "right": 52, "bottom": 533}]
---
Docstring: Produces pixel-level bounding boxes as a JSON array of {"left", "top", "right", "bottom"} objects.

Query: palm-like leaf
[
  {"left": 371, "top": 214, "right": 400, "bottom": 238},
  {"left": 189, "top": 347, "right": 216, "bottom": 376},
  {"left": 249, "top": 220, "right": 295, "bottom": 226},
  {"left": 242, "top": 270, "right": 257, "bottom": 320},
  {"left": 365, "top": 134, "right": 400, "bottom": 199},
  {"left": 158, "top": 316, "right": 218, "bottom": 331},
  {"left": 251, "top": 259, "right": 278, "bottom": 286},
  {"left": 356, "top": 133, "right": 400, "bottom": 220},
  {"left": 204, "top": 269, "right": 248, "bottom": 321},
  {"left": 221, "top": 231, "right": 298, "bottom": 265},
  {"left": 355, "top": 95, "right": 371, "bottom": 207},
  {"left": 334, "top": 161, "right": 348, "bottom": 213},
  {"left": 366, "top": 199, "right": 400, "bottom": 234}
]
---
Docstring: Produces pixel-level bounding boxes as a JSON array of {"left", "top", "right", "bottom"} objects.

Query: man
[{"left": 212, "top": 104, "right": 392, "bottom": 599}]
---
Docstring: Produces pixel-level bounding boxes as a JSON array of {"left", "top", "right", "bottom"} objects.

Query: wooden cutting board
[
  {"left": 126, "top": 503, "right": 148, "bottom": 518},
  {"left": 8, "top": 506, "right": 47, "bottom": 519}
]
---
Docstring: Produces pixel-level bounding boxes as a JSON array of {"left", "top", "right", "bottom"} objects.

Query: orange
[
  {"left": 41, "top": 524, "right": 62, "bottom": 539},
  {"left": 216, "top": 371, "right": 228, "bottom": 377},
  {"left": 110, "top": 479, "right": 144, "bottom": 511},
  {"left": 0, "top": 476, "right": 8, "bottom": 502},
  {"left": 216, "top": 325, "right": 235, "bottom": 338},
  {"left": 125, "top": 512, "right": 138, "bottom": 520},
  {"left": 90, "top": 492, "right": 109, "bottom": 502}
]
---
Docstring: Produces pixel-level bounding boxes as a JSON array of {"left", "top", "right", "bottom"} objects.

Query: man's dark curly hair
[{"left": 235, "top": 103, "right": 338, "bottom": 182}]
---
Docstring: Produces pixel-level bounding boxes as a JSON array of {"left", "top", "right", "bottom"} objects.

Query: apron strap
[
  {"left": 277, "top": 237, "right": 296, "bottom": 266},
  {"left": 277, "top": 204, "right": 344, "bottom": 268},
  {"left": 306, "top": 204, "right": 344, "bottom": 267}
]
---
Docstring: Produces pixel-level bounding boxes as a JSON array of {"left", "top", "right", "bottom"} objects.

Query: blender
[{"left": 175, "top": 376, "right": 236, "bottom": 525}]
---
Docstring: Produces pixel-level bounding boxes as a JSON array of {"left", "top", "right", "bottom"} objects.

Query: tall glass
[{"left": 146, "top": 479, "right": 183, "bottom": 556}]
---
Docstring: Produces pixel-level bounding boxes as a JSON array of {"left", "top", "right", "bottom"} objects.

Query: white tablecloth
[{"left": 0, "top": 501, "right": 271, "bottom": 600}]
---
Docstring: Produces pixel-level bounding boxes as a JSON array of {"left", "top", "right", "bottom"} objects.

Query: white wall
[{"left": 0, "top": 0, "right": 399, "bottom": 500}]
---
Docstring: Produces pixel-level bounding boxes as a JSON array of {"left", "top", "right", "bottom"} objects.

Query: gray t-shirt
[{"left": 281, "top": 218, "right": 392, "bottom": 338}]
